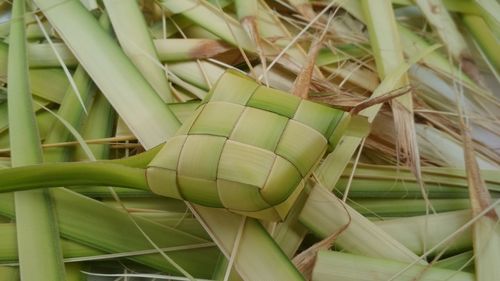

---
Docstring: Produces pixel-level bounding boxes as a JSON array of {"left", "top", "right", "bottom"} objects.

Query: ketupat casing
[{"left": 146, "top": 70, "right": 347, "bottom": 221}]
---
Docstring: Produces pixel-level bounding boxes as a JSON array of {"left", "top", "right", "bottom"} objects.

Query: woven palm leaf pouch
[{"left": 146, "top": 70, "right": 351, "bottom": 221}]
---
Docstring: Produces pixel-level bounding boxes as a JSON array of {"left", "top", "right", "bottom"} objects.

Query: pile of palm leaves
[{"left": 0, "top": 0, "right": 498, "bottom": 280}]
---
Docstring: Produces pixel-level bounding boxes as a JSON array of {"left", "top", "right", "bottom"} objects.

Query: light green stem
[{"left": 0, "top": 162, "right": 149, "bottom": 193}]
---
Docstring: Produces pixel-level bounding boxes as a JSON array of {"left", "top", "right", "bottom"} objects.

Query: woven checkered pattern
[{"left": 147, "top": 71, "right": 344, "bottom": 220}]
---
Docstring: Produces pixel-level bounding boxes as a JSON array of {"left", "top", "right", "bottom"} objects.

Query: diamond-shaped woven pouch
[{"left": 146, "top": 70, "right": 345, "bottom": 220}]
